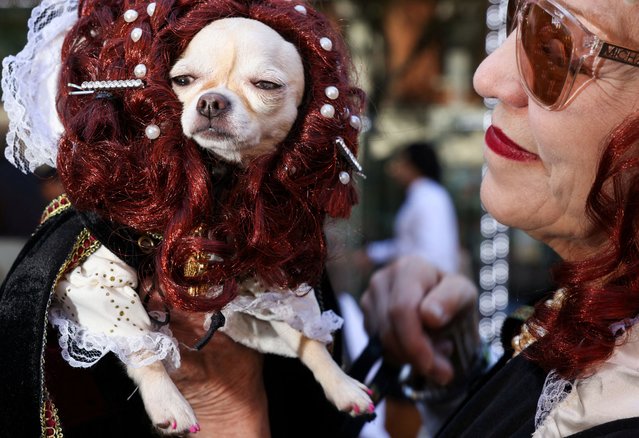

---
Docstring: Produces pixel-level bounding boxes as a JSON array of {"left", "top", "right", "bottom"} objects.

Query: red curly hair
[
  {"left": 56, "top": 0, "right": 365, "bottom": 312},
  {"left": 525, "top": 114, "right": 639, "bottom": 379}
]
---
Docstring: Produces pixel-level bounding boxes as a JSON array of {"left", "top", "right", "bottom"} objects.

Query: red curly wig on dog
[{"left": 56, "top": 0, "right": 365, "bottom": 312}]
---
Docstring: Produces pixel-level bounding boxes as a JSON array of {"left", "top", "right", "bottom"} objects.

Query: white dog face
[{"left": 170, "top": 18, "right": 305, "bottom": 164}]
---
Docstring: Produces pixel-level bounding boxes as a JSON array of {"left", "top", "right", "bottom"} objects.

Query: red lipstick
[{"left": 485, "top": 126, "right": 538, "bottom": 162}]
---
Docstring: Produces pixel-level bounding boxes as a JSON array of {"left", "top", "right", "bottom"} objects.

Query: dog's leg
[
  {"left": 269, "top": 321, "right": 373, "bottom": 416},
  {"left": 126, "top": 361, "right": 200, "bottom": 435}
]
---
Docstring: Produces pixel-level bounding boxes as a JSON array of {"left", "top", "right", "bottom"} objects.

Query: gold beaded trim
[
  {"left": 40, "top": 194, "right": 72, "bottom": 225},
  {"left": 40, "top": 228, "right": 101, "bottom": 437},
  {"left": 41, "top": 394, "right": 64, "bottom": 438},
  {"left": 60, "top": 229, "right": 102, "bottom": 276}
]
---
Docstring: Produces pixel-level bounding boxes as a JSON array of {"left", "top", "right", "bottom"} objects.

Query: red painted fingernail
[
  {"left": 353, "top": 404, "right": 360, "bottom": 414},
  {"left": 365, "top": 388, "right": 373, "bottom": 395},
  {"left": 368, "top": 403, "right": 375, "bottom": 413},
  {"left": 172, "top": 421, "right": 177, "bottom": 430},
  {"left": 189, "top": 425, "right": 198, "bottom": 433}
]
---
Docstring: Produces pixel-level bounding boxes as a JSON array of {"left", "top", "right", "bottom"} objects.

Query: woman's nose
[{"left": 473, "top": 33, "right": 528, "bottom": 109}]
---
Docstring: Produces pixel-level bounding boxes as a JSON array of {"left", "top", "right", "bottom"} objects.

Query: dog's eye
[
  {"left": 171, "top": 75, "right": 194, "bottom": 87},
  {"left": 253, "top": 81, "right": 282, "bottom": 90}
]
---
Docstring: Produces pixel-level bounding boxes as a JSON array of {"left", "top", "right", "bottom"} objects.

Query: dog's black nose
[{"left": 197, "top": 92, "right": 231, "bottom": 119}]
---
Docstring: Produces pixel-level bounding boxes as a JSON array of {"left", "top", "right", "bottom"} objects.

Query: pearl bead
[
  {"left": 131, "top": 28, "right": 142, "bottom": 42},
  {"left": 320, "top": 104, "right": 335, "bottom": 118},
  {"left": 134, "top": 64, "right": 147, "bottom": 78},
  {"left": 147, "top": 2, "right": 157, "bottom": 16},
  {"left": 294, "top": 5, "right": 307, "bottom": 14},
  {"left": 349, "top": 115, "right": 362, "bottom": 131},
  {"left": 339, "top": 171, "right": 351, "bottom": 185},
  {"left": 325, "top": 86, "right": 339, "bottom": 100},
  {"left": 145, "top": 124, "right": 160, "bottom": 140},
  {"left": 320, "top": 37, "right": 333, "bottom": 51},
  {"left": 123, "top": 9, "right": 138, "bottom": 23}
]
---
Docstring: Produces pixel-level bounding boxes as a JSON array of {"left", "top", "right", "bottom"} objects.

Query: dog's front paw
[
  {"left": 128, "top": 363, "right": 200, "bottom": 435},
  {"left": 319, "top": 368, "right": 375, "bottom": 417},
  {"left": 143, "top": 380, "right": 200, "bottom": 435}
]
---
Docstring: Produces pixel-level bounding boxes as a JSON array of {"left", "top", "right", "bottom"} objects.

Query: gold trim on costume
[
  {"left": 41, "top": 395, "right": 64, "bottom": 438},
  {"left": 40, "top": 194, "right": 72, "bottom": 224},
  {"left": 40, "top": 228, "right": 101, "bottom": 437}
]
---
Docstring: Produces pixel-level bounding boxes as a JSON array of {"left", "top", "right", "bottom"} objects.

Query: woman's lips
[{"left": 485, "top": 126, "right": 538, "bottom": 162}]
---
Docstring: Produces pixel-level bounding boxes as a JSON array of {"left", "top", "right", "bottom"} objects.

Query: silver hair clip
[
  {"left": 68, "top": 79, "right": 145, "bottom": 95},
  {"left": 335, "top": 137, "right": 366, "bottom": 179}
]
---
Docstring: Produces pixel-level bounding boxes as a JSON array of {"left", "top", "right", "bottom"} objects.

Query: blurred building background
[{"left": 0, "top": 1, "right": 558, "bottom": 436}]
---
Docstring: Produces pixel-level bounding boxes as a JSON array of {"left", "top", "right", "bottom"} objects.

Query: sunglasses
[{"left": 508, "top": 0, "right": 639, "bottom": 111}]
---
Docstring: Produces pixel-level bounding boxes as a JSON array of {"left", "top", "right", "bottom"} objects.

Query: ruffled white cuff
[
  {"left": 51, "top": 245, "right": 180, "bottom": 369},
  {"left": 50, "top": 307, "right": 180, "bottom": 370}
]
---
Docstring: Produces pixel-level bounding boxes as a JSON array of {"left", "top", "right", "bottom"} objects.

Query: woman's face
[{"left": 474, "top": 0, "right": 639, "bottom": 260}]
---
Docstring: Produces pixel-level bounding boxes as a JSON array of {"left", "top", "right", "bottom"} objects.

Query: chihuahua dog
[
  {"left": 54, "top": 17, "right": 372, "bottom": 435},
  {"left": 170, "top": 17, "right": 305, "bottom": 164}
]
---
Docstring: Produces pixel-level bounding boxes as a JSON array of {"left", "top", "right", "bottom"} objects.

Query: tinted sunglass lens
[{"left": 518, "top": 3, "right": 573, "bottom": 107}]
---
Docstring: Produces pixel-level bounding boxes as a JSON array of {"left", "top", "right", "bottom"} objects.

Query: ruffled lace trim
[
  {"left": 49, "top": 307, "right": 180, "bottom": 370},
  {"left": 2, "top": 0, "right": 78, "bottom": 173},
  {"left": 223, "top": 289, "right": 343, "bottom": 344},
  {"left": 535, "top": 370, "right": 574, "bottom": 429}
]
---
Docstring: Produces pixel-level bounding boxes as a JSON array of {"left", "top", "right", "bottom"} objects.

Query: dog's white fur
[
  {"left": 115, "top": 18, "right": 370, "bottom": 433},
  {"left": 170, "top": 18, "right": 305, "bottom": 164}
]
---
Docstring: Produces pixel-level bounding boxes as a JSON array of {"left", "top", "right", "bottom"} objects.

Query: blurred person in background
[
  {"left": 351, "top": 141, "right": 461, "bottom": 438},
  {"left": 363, "top": 142, "right": 460, "bottom": 274}
]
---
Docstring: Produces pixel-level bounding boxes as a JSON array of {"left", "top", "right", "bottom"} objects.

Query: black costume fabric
[
  {"left": 0, "top": 206, "right": 362, "bottom": 438},
  {"left": 436, "top": 340, "right": 639, "bottom": 437}
]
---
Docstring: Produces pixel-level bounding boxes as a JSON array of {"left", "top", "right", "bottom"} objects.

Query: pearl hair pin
[
  {"left": 147, "top": 2, "right": 157, "bottom": 16},
  {"left": 123, "top": 9, "right": 138, "bottom": 23},
  {"left": 320, "top": 104, "right": 335, "bottom": 118},
  {"left": 335, "top": 137, "right": 366, "bottom": 178},
  {"left": 68, "top": 79, "right": 145, "bottom": 95},
  {"left": 294, "top": 5, "right": 307, "bottom": 14},
  {"left": 145, "top": 124, "right": 161, "bottom": 140},
  {"left": 134, "top": 64, "right": 147, "bottom": 78},
  {"left": 320, "top": 37, "right": 333, "bottom": 51},
  {"left": 349, "top": 115, "right": 362, "bottom": 131},
  {"left": 325, "top": 86, "right": 339, "bottom": 100},
  {"left": 131, "top": 28, "right": 142, "bottom": 42},
  {"left": 339, "top": 171, "right": 351, "bottom": 185}
]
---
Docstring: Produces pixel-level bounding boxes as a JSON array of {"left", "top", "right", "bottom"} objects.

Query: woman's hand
[
  {"left": 360, "top": 255, "right": 478, "bottom": 386},
  {"left": 168, "top": 310, "right": 270, "bottom": 437}
]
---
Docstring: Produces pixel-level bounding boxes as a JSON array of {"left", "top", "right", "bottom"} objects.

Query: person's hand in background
[{"left": 361, "top": 255, "right": 478, "bottom": 386}]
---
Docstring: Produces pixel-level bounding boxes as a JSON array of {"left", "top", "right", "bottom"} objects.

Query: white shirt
[
  {"left": 367, "top": 177, "right": 459, "bottom": 273},
  {"left": 534, "top": 325, "right": 639, "bottom": 437}
]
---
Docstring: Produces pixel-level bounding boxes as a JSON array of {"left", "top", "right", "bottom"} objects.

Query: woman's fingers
[{"left": 361, "top": 256, "right": 478, "bottom": 385}]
